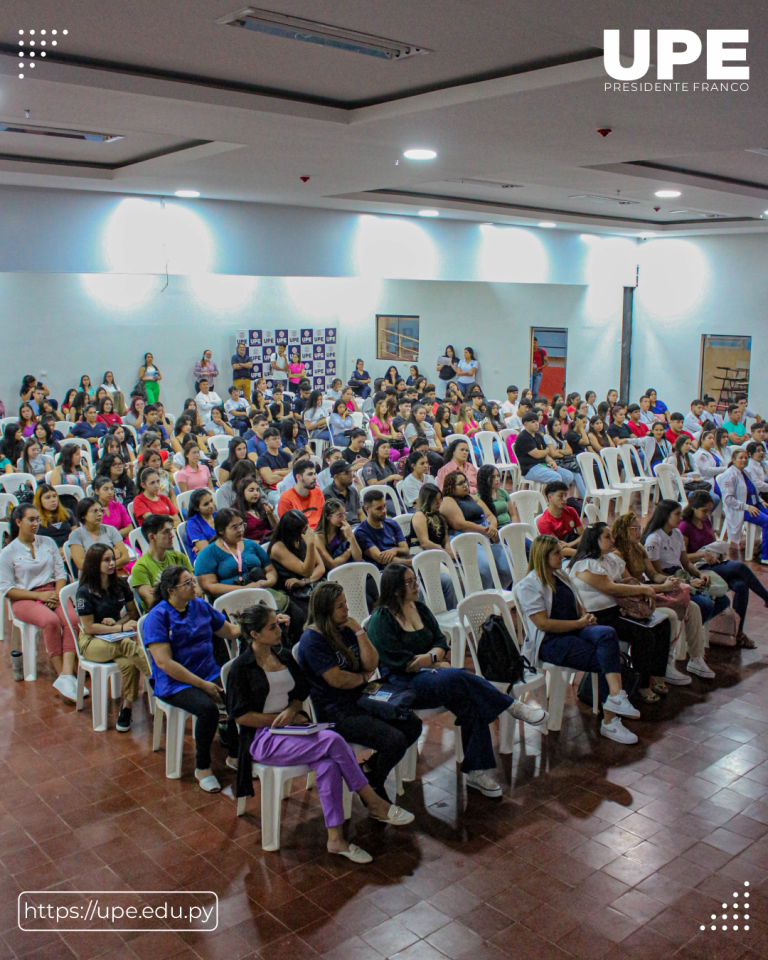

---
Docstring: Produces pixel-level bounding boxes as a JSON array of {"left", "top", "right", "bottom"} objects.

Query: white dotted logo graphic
[
  {"left": 17, "top": 27, "right": 68, "bottom": 79},
  {"left": 700, "top": 881, "right": 750, "bottom": 932}
]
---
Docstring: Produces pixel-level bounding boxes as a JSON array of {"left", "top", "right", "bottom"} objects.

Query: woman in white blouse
[
  {"left": 693, "top": 429, "right": 727, "bottom": 485},
  {"left": 568, "top": 523, "right": 673, "bottom": 703},
  {"left": 0, "top": 505, "right": 82, "bottom": 701}
]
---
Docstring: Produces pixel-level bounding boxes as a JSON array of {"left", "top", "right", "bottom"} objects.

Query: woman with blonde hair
[
  {"left": 516, "top": 535, "right": 639, "bottom": 744},
  {"left": 611, "top": 512, "right": 712, "bottom": 683}
]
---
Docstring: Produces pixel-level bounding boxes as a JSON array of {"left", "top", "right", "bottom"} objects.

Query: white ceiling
[{"left": 1, "top": 0, "right": 767, "bottom": 236}]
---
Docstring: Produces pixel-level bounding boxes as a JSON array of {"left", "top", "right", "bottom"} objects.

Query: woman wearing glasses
[
  {"left": 142, "top": 565, "right": 241, "bottom": 793},
  {"left": 194, "top": 509, "right": 281, "bottom": 604}
]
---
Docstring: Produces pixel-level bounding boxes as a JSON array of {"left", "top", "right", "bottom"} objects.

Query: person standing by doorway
[{"left": 531, "top": 337, "right": 548, "bottom": 398}]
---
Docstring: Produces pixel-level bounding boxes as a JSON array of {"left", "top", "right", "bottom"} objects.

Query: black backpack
[{"left": 477, "top": 614, "right": 534, "bottom": 692}]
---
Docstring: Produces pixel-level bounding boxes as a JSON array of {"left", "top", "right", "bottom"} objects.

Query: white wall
[{"left": 0, "top": 273, "right": 622, "bottom": 414}]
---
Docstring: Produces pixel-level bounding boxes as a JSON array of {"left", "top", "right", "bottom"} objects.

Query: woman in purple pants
[{"left": 226, "top": 603, "right": 414, "bottom": 863}]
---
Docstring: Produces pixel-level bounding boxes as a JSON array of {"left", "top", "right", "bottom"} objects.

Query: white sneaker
[
  {"left": 665, "top": 661, "right": 692, "bottom": 685},
  {"left": 603, "top": 690, "right": 641, "bottom": 720},
  {"left": 601, "top": 717, "right": 639, "bottom": 745},
  {"left": 53, "top": 674, "right": 77, "bottom": 702},
  {"left": 466, "top": 770, "right": 503, "bottom": 797},
  {"left": 508, "top": 700, "right": 548, "bottom": 726},
  {"left": 687, "top": 656, "right": 716, "bottom": 679}
]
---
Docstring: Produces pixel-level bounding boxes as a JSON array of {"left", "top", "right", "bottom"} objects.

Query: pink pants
[{"left": 11, "top": 593, "right": 78, "bottom": 658}]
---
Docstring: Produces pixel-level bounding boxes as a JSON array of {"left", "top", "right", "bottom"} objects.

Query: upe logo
[{"left": 604, "top": 30, "right": 748, "bottom": 81}]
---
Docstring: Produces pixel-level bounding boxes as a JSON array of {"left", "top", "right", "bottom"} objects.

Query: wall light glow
[
  {"left": 82, "top": 273, "right": 159, "bottom": 307},
  {"left": 478, "top": 225, "right": 548, "bottom": 283},
  {"left": 105, "top": 198, "right": 211, "bottom": 275},
  {"left": 355, "top": 216, "right": 438, "bottom": 279},
  {"left": 190, "top": 273, "right": 257, "bottom": 309},
  {"left": 284, "top": 276, "right": 381, "bottom": 322},
  {"left": 584, "top": 237, "right": 638, "bottom": 319},
  {"left": 636, "top": 239, "right": 708, "bottom": 318}
]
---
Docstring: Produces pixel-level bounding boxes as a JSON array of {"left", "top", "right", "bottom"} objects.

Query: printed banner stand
[{"left": 236, "top": 327, "right": 337, "bottom": 394}]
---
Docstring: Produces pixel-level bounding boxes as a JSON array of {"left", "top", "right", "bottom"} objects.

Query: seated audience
[
  {"left": 399, "top": 450, "right": 430, "bottom": 512},
  {"left": 349, "top": 359, "right": 372, "bottom": 399},
  {"left": 0, "top": 505, "right": 80, "bottom": 698},
  {"left": 315, "top": 499, "right": 364, "bottom": 571},
  {"left": 75, "top": 543, "right": 149, "bottom": 731},
  {"left": 267, "top": 510, "right": 325, "bottom": 638},
  {"left": 130, "top": 515, "right": 193, "bottom": 611},
  {"left": 315, "top": 447, "right": 342, "bottom": 491},
  {"left": 370, "top": 396, "right": 407, "bottom": 460},
  {"left": 569, "top": 523, "right": 673, "bottom": 702},
  {"left": 367, "top": 564, "right": 546, "bottom": 797},
  {"left": 73, "top": 404, "right": 108, "bottom": 447},
  {"left": 303, "top": 390, "right": 332, "bottom": 443},
  {"left": 96, "top": 453, "right": 136, "bottom": 506},
  {"left": 68, "top": 497, "right": 130, "bottom": 573},
  {"left": 514, "top": 413, "right": 575, "bottom": 487},
  {"left": 356, "top": 489, "right": 411, "bottom": 571},
  {"left": 518, "top": 535, "right": 640, "bottom": 744},
  {"left": 642, "top": 420, "right": 672, "bottom": 472},
  {"left": 745, "top": 443, "right": 768, "bottom": 501},
  {"left": 97, "top": 396, "right": 122, "bottom": 428},
  {"left": 679, "top": 489, "right": 768, "bottom": 647},
  {"left": 436, "top": 438, "right": 479, "bottom": 494},
  {"left": 404, "top": 404, "right": 444, "bottom": 473},
  {"left": 256, "top": 428, "right": 292, "bottom": 505},
  {"left": 587, "top": 414, "right": 614, "bottom": 452},
  {"left": 33, "top": 485, "right": 75, "bottom": 554},
  {"left": 235, "top": 476, "right": 276, "bottom": 542},
  {"left": 133, "top": 467, "right": 180, "bottom": 528},
  {"left": 277, "top": 460, "right": 325, "bottom": 529},
  {"left": 665, "top": 435, "right": 720, "bottom": 505},
  {"left": 17, "top": 439, "right": 54, "bottom": 483},
  {"left": 537, "top": 481, "right": 584, "bottom": 556},
  {"left": 185, "top": 488, "right": 217, "bottom": 555},
  {"left": 329, "top": 399, "right": 355, "bottom": 447},
  {"left": 411, "top": 483, "right": 454, "bottom": 560},
  {"left": 206, "top": 406, "right": 234, "bottom": 438},
  {"left": 195, "top": 508, "right": 278, "bottom": 601},
  {"left": 323, "top": 460, "right": 363, "bottom": 525},
  {"left": 143, "top": 565, "right": 240, "bottom": 792},
  {"left": 175, "top": 440, "right": 214, "bottom": 492},
  {"left": 228, "top": 602, "right": 412, "bottom": 862},
  {"left": 50, "top": 443, "right": 92, "bottom": 494},
  {"left": 722, "top": 404, "right": 747, "bottom": 445},
  {"left": 341, "top": 428, "right": 370, "bottom": 471},
  {"left": 693, "top": 429, "right": 727, "bottom": 484}
]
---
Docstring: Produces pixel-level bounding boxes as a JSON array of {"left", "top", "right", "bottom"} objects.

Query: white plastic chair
[
  {"left": 221, "top": 659, "right": 313, "bottom": 848},
  {"left": 62, "top": 542, "right": 79, "bottom": 581},
  {"left": 600, "top": 447, "right": 643, "bottom": 514},
  {"left": 392, "top": 513, "right": 412, "bottom": 542},
  {"left": 208, "top": 435, "right": 231, "bottom": 456},
  {"left": 59, "top": 438, "right": 94, "bottom": 473},
  {"left": 451, "top": 532, "right": 515, "bottom": 607},
  {"left": 59, "top": 582, "right": 124, "bottom": 731},
  {"left": 412, "top": 549, "right": 465, "bottom": 665},
  {"left": 126, "top": 501, "right": 138, "bottom": 528},
  {"left": 122, "top": 423, "right": 138, "bottom": 446},
  {"left": 0, "top": 521, "right": 8, "bottom": 643},
  {"left": 128, "top": 527, "right": 148, "bottom": 555},
  {"left": 10, "top": 600, "right": 42, "bottom": 681},
  {"left": 618, "top": 445, "right": 659, "bottom": 517},
  {"left": 350, "top": 411, "right": 364, "bottom": 430},
  {"left": 655, "top": 463, "right": 689, "bottom": 507},
  {"left": 138, "top": 615, "right": 195, "bottom": 780},
  {"left": 0, "top": 493, "right": 19, "bottom": 518},
  {"left": 511, "top": 583, "right": 599, "bottom": 732},
  {"left": 214, "top": 588, "right": 277, "bottom": 656},
  {"left": 177, "top": 522, "right": 191, "bottom": 560},
  {"left": 497, "top": 522, "right": 538, "bottom": 586},
  {"left": 176, "top": 489, "right": 194, "bottom": 519},
  {"left": 0, "top": 474, "right": 36, "bottom": 496},
  {"left": 508, "top": 490, "right": 547, "bottom": 527},
  {"left": 475, "top": 431, "right": 518, "bottom": 484},
  {"left": 0, "top": 417, "right": 18, "bottom": 436},
  {"left": 363, "top": 483, "right": 403, "bottom": 515},
  {"left": 576, "top": 452, "right": 622, "bottom": 522},
  {"left": 457, "top": 591, "right": 548, "bottom": 752},
  {"left": 306, "top": 438, "right": 328, "bottom": 460},
  {"left": 395, "top": 478, "right": 415, "bottom": 512},
  {"left": 327, "top": 562, "right": 381, "bottom": 623},
  {"left": 55, "top": 484, "right": 85, "bottom": 503},
  {"left": 583, "top": 503, "right": 600, "bottom": 525},
  {"left": 215, "top": 487, "right": 231, "bottom": 510}
]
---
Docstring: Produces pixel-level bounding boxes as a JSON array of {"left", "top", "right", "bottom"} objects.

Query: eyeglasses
[
  {"left": 175, "top": 577, "right": 197, "bottom": 589},
  {"left": 403, "top": 577, "right": 418, "bottom": 588},
  {"left": 228, "top": 522, "right": 246, "bottom": 531}
]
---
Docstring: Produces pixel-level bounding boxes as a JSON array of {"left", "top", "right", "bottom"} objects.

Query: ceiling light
[
  {"left": 655, "top": 190, "right": 681, "bottom": 198},
  {"left": 538, "top": 221, "right": 556, "bottom": 228},
  {"left": 580, "top": 234, "right": 598, "bottom": 241},
  {"left": 175, "top": 190, "right": 200, "bottom": 198},
  {"left": 418, "top": 209, "right": 439, "bottom": 217},
  {"left": 218, "top": 7, "right": 430, "bottom": 60},
  {"left": 403, "top": 149, "right": 436, "bottom": 161},
  {"left": 0, "top": 122, "right": 122, "bottom": 142}
]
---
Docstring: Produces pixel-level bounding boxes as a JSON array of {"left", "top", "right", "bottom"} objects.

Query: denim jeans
[
  {"left": 703, "top": 559, "right": 768, "bottom": 631},
  {"left": 744, "top": 508, "right": 768, "bottom": 560},
  {"left": 539, "top": 625, "right": 621, "bottom": 706},
  {"left": 524, "top": 463, "right": 575, "bottom": 487},
  {"left": 690, "top": 592, "right": 731, "bottom": 625},
  {"left": 531, "top": 372, "right": 543, "bottom": 397}
]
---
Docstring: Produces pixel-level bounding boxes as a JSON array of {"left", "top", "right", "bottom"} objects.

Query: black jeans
[
  {"left": 702, "top": 560, "right": 768, "bottom": 631},
  {"left": 332, "top": 711, "right": 422, "bottom": 802},
  {"left": 593, "top": 606, "right": 671, "bottom": 688},
  {"left": 159, "top": 674, "right": 234, "bottom": 769}
]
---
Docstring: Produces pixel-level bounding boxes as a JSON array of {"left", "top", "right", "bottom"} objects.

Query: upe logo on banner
[
  {"left": 604, "top": 30, "right": 749, "bottom": 81},
  {"left": 301, "top": 329, "right": 313, "bottom": 345}
]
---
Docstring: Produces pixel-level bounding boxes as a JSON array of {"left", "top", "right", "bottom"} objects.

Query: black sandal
[{"left": 737, "top": 633, "right": 757, "bottom": 649}]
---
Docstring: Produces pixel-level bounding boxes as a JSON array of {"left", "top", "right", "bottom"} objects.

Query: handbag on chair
[{"left": 616, "top": 577, "right": 656, "bottom": 621}]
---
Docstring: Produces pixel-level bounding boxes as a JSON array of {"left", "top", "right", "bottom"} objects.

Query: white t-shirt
[
  {"left": 263, "top": 668, "right": 294, "bottom": 713},
  {"left": 644, "top": 528, "right": 685, "bottom": 569},
  {"left": 195, "top": 391, "right": 223, "bottom": 424},
  {"left": 568, "top": 554, "right": 626, "bottom": 612},
  {"left": 399, "top": 473, "right": 424, "bottom": 510},
  {"left": 501, "top": 399, "right": 518, "bottom": 418},
  {"left": 270, "top": 352, "right": 290, "bottom": 377}
]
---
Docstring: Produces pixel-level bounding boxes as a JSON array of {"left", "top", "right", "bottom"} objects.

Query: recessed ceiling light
[
  {"left": 655, "top": 190, "right": 681, "bottom": 198},
  {"left": 418, "top": 209, "right": 439, "bottom": 217},
  {"left": 538, "top": 221, "right": 556, "bottom": 228},
  {"left": 175, "top": 189, "right": 200, "bottom": 198},
  {"left": 404, "top": 149, "right": 436, "bottom": 160},
  {"left": 580, "top": 234, "right": 598, "bottom": 241}
]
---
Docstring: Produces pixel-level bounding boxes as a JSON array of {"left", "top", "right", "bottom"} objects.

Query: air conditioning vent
[
  {"left": 569, "top": 194, "right": 640, "bottom": 206},
  {"left": 0, "top": 122, "right": 122, "bottom": 143},
  {"left": 217, "top": 7, "right": 430, "bottom": 60},
  {"left": 445, "top": 178, "right": 522, "bottom": 190}
]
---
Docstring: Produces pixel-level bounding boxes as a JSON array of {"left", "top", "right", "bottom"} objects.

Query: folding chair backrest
[
  {"left": 58, "top": 581, "right": 82, "bottom": 651},
  {"left": 412, "top": 548, "right": 463, "bottom": 615},
  {"left": 475, "top": 432, "right": 498, "bottom": 467},
  {"left": 177, "top": 522, "right": 190, "bottom": 559},
  {"left": 213, "top": 588, "right": 277, "bottom": 619},
  {"left": 620, "top": 444, "right": 645, "bottom": 480},
  {"left": 328, "top": 562, "right": 381, "bottom": 623},
  {"left": 457, "top": 591, "right": 520, "bottom": 675},
  {"left": 176, "top": 489, "right": 194, "bottom": 520},
  {"left": 55, "top": 484, "right": 85, "bottom": 502},
  {"left": 364, "top": 484, "right": 403, "bottom": 514},
  {"left": 209, "top": 435, "right": 231, "bottom": 455},
  {"left": 0, "top": 493, "right": 19, "bottom": 519},
  {"left": 583, "top": 503, "right": 600, "bottom": 525},
  {"left": 62, "top": 542, "right": 79, "bottom": 581},
  {"left": 392, "top": 513, "right": 412, "bottom": 541},
  {"left": 129, "top": 527, "right": 148, "bottom": 555},
  {"left": 576, "top": 452, "right": 609, "bottom": 493},
  {"left": 451, "top": 531, "right": 502, "bottom": 594},
  {"left": 600, "top": 447, "right": 624, "bottom": 488},
  {"left": 508, "top": 490, "right": 547, "bottom": 527},
  {"left": 497, "top": 522, "right": 537, "bottom": 586},
  {"left": 655, "top": 463, "right": 688, "bottom": 505},
  {"left": 0, "top": 474, "right": 35, "bottom": 495}
]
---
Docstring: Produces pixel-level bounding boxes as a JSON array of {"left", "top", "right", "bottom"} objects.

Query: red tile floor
[{"left": 4, "top": 562, "right": 768, "bottom": 960}]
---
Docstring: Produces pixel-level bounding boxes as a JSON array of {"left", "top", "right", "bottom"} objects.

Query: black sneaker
[{"left": 116, "top": 708, "right": 132, "bottom": 732}]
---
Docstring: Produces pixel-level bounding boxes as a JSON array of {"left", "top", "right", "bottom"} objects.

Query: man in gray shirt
[{"left": 323, "top": 461, "right": 363, "bottom": 525}]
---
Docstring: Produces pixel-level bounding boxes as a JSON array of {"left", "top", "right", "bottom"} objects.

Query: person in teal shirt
[{"left": 724, "top": 404, "right": 747, "bottom": 445}]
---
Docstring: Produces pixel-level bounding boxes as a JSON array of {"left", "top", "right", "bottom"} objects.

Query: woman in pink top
[
  {"left": 93, "top": 475, "right": 135, "bottom": 571},
  {"left": 176, "top": 442, "right": 213, "bottom": 492},
  {"left": 19, "top": 403, "right": 37, "bottom": 437},
  {"left": 435, "top": 438, "right": 479, "bottom": 495},
  {"left": 369, "top": 396, "right": 407, "bottom": 462},
  {"left": 288, "top": 350, "right": 306, "bottom": 388},
  {"left": 97, "top": 396, "right": 122, "bottom": 428}
]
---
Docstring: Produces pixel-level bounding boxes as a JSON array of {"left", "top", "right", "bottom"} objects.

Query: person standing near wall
[
  {"left": 270, "top": 343, "right": 290, "bottom": 389},
  {"left": 138, "top": 353, "right": 162, "bottom": 404},
  {"left": 531, "top": 337, "right": 548, "bottom": 398},
  {"left": 194, "top": 350, "right": 219, "bottom": 393},
  {"left": 453, "top": 347, "right": 479, "bottom": 399},
  {"left": 231, "top": 342, "right": 253, "bottom": 402}
]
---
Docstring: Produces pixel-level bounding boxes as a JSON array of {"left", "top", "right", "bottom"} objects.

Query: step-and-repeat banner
[{"left": 235, "top": 328, "right": 337, "bottom": 392}]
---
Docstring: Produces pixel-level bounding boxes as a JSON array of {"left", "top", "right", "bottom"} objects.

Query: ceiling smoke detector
[{"left": 217, "top": 7, "right": 431, "bottom": 60}]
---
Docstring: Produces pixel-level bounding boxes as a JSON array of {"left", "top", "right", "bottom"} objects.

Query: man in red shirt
[
  {"left": 531, "top": 337, "right": 548, "bottom": 397},
  {"left": 665, "top": 412, "right": 697, "bottom": 448},
  {"left": 536, "top": 481, "right": 584, "bottom": 557},
  {"left": 626, "top": 404, "right": 649, "bottom": 440},
  {"left": 277, "top": 461, "right": 325, "bottom": 529}
]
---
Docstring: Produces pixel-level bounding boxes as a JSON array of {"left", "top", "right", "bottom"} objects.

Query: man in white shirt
[
  {"left": 224, "top": 385, "right": 250, "bottom": 434},
  {"left": 701, "top": 397, "right": 722, "bottom": 427},
  {"left": 270, "top": 343, "right": 290, "bottom": 387},
  {"left": 637, "top": 395, "right": 657, "bottom": 427},
  {"left": 505, "top": 398, "right": 531, "bottom": 432},
  {"left": 194, "top": 378, "right": 223, "bottom": 425},
  {"left": 500, "top": 385, "right": 519, "bottom": 419},
  {"left": 683, "top": 399, "right": 705, "bottom": 439}
]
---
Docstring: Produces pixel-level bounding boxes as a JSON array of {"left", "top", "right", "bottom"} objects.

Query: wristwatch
[{"left": 430, "top": 652, "right": 438, "bottom": 664}]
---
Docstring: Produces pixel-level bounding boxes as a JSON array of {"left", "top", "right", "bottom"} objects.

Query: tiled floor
[{"left": 4, "top": 561, "right": 768, "bottom": 960}]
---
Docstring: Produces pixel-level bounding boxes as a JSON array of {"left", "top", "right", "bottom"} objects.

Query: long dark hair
[
  {"left": 268, "top": 509, "right": 307, "bottom": 557},
  {"left": 234, "top": 475, "right": 266, "bottom": 522},
  {"left": 403, "top": 449, "right": 428, "bottom": 479},
  {"left": 681, "top": 489, "right": 714, "bottom": 522},
  {"left": 476, "top": 464, "right": 499, "bottom": 517},
  {"left": 80, "top": 543, "right": 118, "bottom": 595},
  {"left": 95, "top": 452, "right": 127, "bottom": 485},
  {"left": 375, "top": 562, "right": 412, "bottom": 619},
  {"left": 20, "top": 439, "right": 44, "bottom": 474},
  {"left": 641, "top": 499, "right": 682, "bottom": 544},
  {"left": 443, "top": 438, "right": 469, "bottom": 464},
  {"left": 405, "top": 404, "right": 427, "bottom": 437},
  {"left": 414, "top": 482, "right": 441, "bottom": 517},
  {"left": 567, "top": 522, "right": 608, "bottom": 568},
  {"left": 306, "top": 581, "right": 360, "bottom": 671},
  {"left": 315, "top": 498, "right": 345, "bottom": 549},
  {"left": 58, "top": 444, "right": 84, "bottom": 475},
  {"left": 673, "top": 435, "right": 693, "bottom": 474},
  {"left": 235, "top": 603, "right": 278, "bottom": 647},
  {"left": 188, "top": 487, "right": 215, "bottom": 521},
  {"left": 0, "top": 424, "right": 24, "bottom": 464},
  {"left": 371, "top": 438, "right": 391, "bottom": 465},
  {"left": 152, "top": 565, "right": 187, "bottom": 606},
  {"left": 8, "top": 504, "right": 36, "bottom": 542},
  {"left": 221, "top": 437, "right": 247, "bottom": 473}
]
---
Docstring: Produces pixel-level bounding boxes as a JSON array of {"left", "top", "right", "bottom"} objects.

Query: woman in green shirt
[
  {"left": 476, "top": 464, "right": 517, "bottom": 527},
  {"left": 366, "top": 564, "right": 547, "bottom": 798}
]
